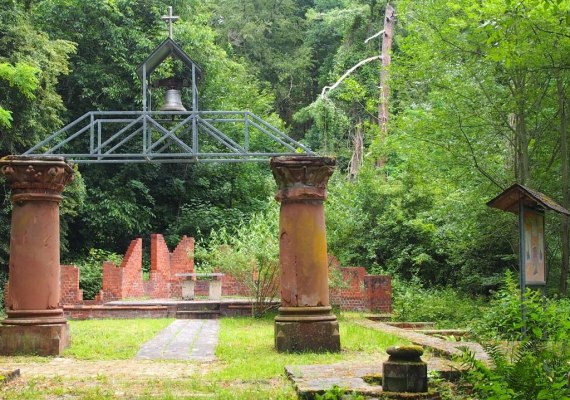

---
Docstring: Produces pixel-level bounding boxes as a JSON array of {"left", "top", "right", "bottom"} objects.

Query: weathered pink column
[
  {"left": 0, "top": 155, "right": 74, "bottom": 356},
  {"left": 270, "top": 156, "right": 340, "bottom": 352}
]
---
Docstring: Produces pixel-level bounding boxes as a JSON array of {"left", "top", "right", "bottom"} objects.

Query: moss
[
  {"left": 362, "top": 373, "right": 383, "bottom": 385},
  {"left": 386, "top": 345, "right": 424, "bottom": 360}
]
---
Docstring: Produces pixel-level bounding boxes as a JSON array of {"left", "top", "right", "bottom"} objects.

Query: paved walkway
[
  {"left": 355, "top": 319, "right": 491, "bottom": 366},
  {"left": 136, "top": 319, "right": 220, "bottom": 361}
]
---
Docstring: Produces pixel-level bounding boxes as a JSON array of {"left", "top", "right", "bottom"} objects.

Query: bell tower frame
[
  {"left": 24, "top": 6, "right": 313, "bottom": 163},
  {"left": 138, "top": 37, "right": 201, "bottom": 113}
]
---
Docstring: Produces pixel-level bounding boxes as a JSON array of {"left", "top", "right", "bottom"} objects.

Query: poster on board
[{"left": 524, "top": 209, "right": 546, "bottom": 285}]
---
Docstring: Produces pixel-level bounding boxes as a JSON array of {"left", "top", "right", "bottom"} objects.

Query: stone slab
[
  {"left": 209, "top": 280, "right": 222, "bottom": 300},
  {"left": 286, "top": 362, "right": 446, "bottom": 399},
  {"left": 0, "top": 323, "right": 69, "bottom": 356},
  {"left": 357, "top": 319, "right": 491, "bottom": 366},
  {"left": 136, "top": 319, "right": 219, "bottom": 361}
]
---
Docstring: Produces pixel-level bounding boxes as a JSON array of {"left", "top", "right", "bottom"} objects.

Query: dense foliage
[
  {"left": 1, "top": 2, "right": 570, "bottom": 396},
  {"left": 461, "top": 272, "right": 570, "bottom": 399},
  {"left": 196, "top": 204, "right": 280, "bottom": 316},
  {"left": 1, "top": 0, "right": 570, "bottom": 299}
]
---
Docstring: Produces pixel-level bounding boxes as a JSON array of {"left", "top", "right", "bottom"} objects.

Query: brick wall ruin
[
  {"left": 60, "top": 235, "right": 195, "bottom": 305},
  {"left": 329, "top": 259, "right": 392, "bottom": 313},
  {"left": 58, "top": 236, "right": 392, "bottom": 312},
  {"left": 60, "top": 265, "right": 83, "bottom": 305}
]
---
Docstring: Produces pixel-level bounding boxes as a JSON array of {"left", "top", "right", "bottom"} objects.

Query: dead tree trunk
[
  {"left": 348, "top": 118, "right": 364, "bottom": 179},
  {"left": 377, "top": 3, "right": 396, "bottom": 168}
]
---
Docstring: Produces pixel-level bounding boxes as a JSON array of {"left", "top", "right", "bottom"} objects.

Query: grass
[
  {"left": 213, "top": 313, "right": 407, "bottom": 380},
  {"left": 0, "top": 314, "right": 408, "bottom": 399},
  {"left": 63, "top": 318, "right": 174, "bottom": 359}
]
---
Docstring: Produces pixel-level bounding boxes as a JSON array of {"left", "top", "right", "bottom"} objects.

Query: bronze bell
[{"left": 161, "top": 89, "right": 186, "bottom": 111}]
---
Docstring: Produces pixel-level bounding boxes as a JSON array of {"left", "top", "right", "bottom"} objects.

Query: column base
[
  {"left": 274, "top": 306, "right": 340, "bottom": 353},
  {"left": 3, "top": 308, "right": 67, "bottom": 325},
  {"left": 0, "top": 322, "right": 70, "bottom": 356}
]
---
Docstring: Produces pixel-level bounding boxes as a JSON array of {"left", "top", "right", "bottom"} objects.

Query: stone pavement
[
  {"left": 355, "top": 319, "right": 491, "bottom": 366},
  {"left": 286, "top": 318, "right": 488, "bottom": 398},
  {"left": 286, "top": 358, "right": 460, "bottom": 399},
  {"left": 136, "top": 319, "right": 219, "bottom": 361}
]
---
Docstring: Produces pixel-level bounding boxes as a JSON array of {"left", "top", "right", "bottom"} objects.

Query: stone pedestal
[
  {"left": 209, "top": 279, "right": 222, "bottom": 300},
  {"left": 383, "top": 345, "right": 428, "bottom": 393},
  {"left": 270, "top": 156, "right": 340, "bottom": 353},
  {"left": 0, "top": 156, "right": 74, "bottom": 356},
  {"left": 182, "top": 280, "right": 195, "bottom": 300}
]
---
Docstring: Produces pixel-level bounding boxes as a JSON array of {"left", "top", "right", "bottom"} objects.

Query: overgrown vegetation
[
  {"left": 391, "top": 277, "right": 485, "bottom": 328},
  {"left": 68, "top": 248, "right": 123, "bottom": 300},
  {"left": 196, "top": 204, "right": 280, "bottom": 316},
  {"left": 460, "top": 341, "right": 570, "bottom": 400},
  {"left": 458, "top": 273, "right": 570, "bottom": 399},
  {"left": 472, "top": 271, "right": 570, "bottom": 342}
]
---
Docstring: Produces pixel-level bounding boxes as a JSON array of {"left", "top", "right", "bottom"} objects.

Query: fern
[{"left": 460, "top": 340, "right": 570, "bottom": 400}]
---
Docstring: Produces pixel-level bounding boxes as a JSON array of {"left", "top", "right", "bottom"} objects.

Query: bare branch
[
  {"left": 365, "top": 29, "right": 385, "bottom": 44},
  {"left": 321, "top": 55, "right": 382, "bottom": 97}
]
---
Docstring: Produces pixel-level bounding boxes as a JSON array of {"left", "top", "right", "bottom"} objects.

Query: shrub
[
  {"left": 472, "top": 271, "right": 570, "bottom": 342},
  {"left": 391, "top": 276, "right": 485, "bottom": 328},
  {"left": 460, "top": 272, "right": 570, "bottom": 399},
  {"left": 73, "top": 248, "right": 123, "bottom": 300},
  {"left": 196, "top": 204, "right": 279, "bottom": 316},
  {"left": 460, "top": 341, "right": 570, "bottom": 400}
]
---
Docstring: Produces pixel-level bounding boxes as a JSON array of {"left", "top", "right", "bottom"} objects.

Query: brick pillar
[
  {"left": 365, "top": 275, "right": 392, "bottom": 313},
  {"left": 0, "top": 155, "right": 74, "bottom": 356},
  {"left": 270, "top": 156, "right": 340, "bottom": 352}
]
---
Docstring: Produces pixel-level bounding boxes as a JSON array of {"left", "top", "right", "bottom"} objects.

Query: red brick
[{"left": 60, "top": 265, "right": 83, "bottom": 305}]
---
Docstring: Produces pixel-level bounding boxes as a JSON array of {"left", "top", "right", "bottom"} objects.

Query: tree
[
  {"left": 0, "top": 1, "right": 75, "bottom": 154},
  {"left": 31, "top": 0, "right": 281, "bottom": 255},
  {"left": 206, "top": 0, "right": 314, "bottom": 126},
  {"left": 0, "top": 1, "right": 78, "bottom": 275},
  {"left": 393, "top": 0, "right": 570, "bottom": 293}
]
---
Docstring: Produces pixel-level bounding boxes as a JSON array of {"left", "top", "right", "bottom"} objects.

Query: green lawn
[
  {"left": 64, "top": 318, "right": 175, "bottom": 359},
  {"left": 214, "top": 313, "right": 406, "bottom": 380},
  {"left": 0, "top": 314, "right": 408, "bottom": 399}
]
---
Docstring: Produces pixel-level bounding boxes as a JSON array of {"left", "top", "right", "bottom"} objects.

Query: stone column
[
  {"left": 270, "top": 156, "right": 340, "bottom": 352},
  {"left": 0, "top": 155, "right": 74, "bottom": 356}
]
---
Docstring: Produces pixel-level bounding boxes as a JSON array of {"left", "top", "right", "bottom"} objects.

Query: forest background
[{"left": 1, "top": 0, "right": 570, "bottom": 300}]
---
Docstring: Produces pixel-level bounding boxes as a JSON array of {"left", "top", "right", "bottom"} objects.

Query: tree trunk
[
  {"left": 348, "top": 118, "right": 364, "bottom": 179},
  {"left": 557, "top": 71, "right": 569, "bottom": 295},
  {"left": 512, "top": 75, "right": 530, "bottom": 185},
  {"left": 376, "top": 3, "right": 395, "bottom": 168}
]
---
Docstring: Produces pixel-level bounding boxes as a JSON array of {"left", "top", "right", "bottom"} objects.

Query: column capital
[
  {"left": 0, "top": 156, "right": 74, "bottom": 202},
  {"left": 270, "top": 156, "right": 335, "bottom": 202}
]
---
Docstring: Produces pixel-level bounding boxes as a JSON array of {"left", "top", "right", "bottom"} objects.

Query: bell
[{"left": 161, "top": 89, "right": 186, "bottom": 111}]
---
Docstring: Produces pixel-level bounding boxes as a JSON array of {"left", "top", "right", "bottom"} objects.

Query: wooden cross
[{"left": 162, "top": 6, "right": 179, "bottom": 39}]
